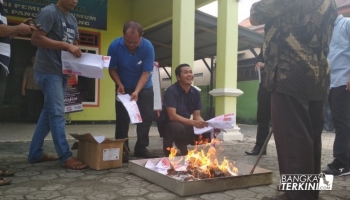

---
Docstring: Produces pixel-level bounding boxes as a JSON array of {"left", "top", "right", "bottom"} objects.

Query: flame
[{"left": 167, "top": 138, "right": 238, "bottom": 179}]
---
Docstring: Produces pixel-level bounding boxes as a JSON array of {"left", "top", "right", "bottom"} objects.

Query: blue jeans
[{"left": 28, "top": 71, "right": 72, "bottom": 164}]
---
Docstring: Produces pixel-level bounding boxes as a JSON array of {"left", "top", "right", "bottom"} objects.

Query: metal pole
[
  {"left": 201, "top": 58, "right": 211, "bottom": 72},
  {"left": 248, "top": 45, "right": 259, "bottom": 58},
  {"left": 162, "top": 66, "right": 171, "bottom": 80},
  {"left": 250, "top": 127, "right": 273, "bottom": 174},
  {"left": 209, "top": 57, "right": 214, "bottom": 119}
]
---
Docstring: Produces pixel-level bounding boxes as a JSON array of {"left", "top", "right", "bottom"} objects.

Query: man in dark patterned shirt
[{"left": 250, "top": 0, "right": 337, "bottom": 200}]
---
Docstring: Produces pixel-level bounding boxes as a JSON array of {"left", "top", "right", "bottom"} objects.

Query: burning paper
[
  {"left": 145, "top": 138, "right": 240, "bottom": 181},
  {"left": 194, "top": 113, "right": 235, "bottom": 135}
]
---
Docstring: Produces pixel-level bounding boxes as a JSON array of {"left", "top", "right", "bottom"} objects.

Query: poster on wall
[
  {"left": 65, "top": 75, "right": 83, "bottom": 113},
  {"left": 152, "top": 62, "right": 162, "bottom": 111},
  {"left": 2, "top": 0, "right": 108, "bottom": 30}
]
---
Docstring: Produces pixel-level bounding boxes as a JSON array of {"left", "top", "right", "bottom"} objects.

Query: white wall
[
  {"left": 158, "top": 48, "right": 261, "bottom": 89},
  {"left": 159, "top": 58, "right": 215, "bottom": 89}
]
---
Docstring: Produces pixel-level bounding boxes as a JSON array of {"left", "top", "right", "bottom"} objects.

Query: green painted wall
[
  {"left": 131, "top": 0, "right": 215, "bottom": 29},
  {"left": 236, "top": 81, "right": 259, "bottom": 124}
]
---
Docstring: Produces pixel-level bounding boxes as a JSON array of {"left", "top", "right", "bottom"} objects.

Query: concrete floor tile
[
  {"left": 25, "top": 191, "right": 60, "bottom": 199},
  {"left": 145, "top": 192, "right": 179, "bottom": 200},
  {"left": 122, "top": 180, "right": 151, "bottom": 188},
  {"left": 225, "top": 189, "right": 257, "bottom": 198},
  {"left": 0, "top": 194, "right": 25, "bottom": 200},
  {"left": 3, "top": 187, "right": 37, "bottom": 195},
  {"left": 200, "top": 193, "right": 234, "bottom": 200},
  {"left": 61, "top": 187, "right": 94, "bottom": 196},
  {"left": 99, "top": 176, "right": 127, "bottom": 184},
  {"left": 40, "top": 184, "right": 66, "bottom": 191},
  {"left": 117, "top": 188, "right": 149, "bottom": 196}
]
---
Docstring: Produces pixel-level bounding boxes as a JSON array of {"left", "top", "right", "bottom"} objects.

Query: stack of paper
[
  {"left": 116, "top": 94, "right": 142, "bottom": 124},
  {"left": 194, "top": 113, "right": 235, "bottom": 135},
  {"left": 61, "top": 51, "right": 111, "bottom": 79}
]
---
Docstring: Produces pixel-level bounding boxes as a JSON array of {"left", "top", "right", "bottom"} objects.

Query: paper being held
[
  {"left": 194, "top": 113, "right": 235, "bottom": 135},
  {"left": 61, "top": 51, "right": 111, "bottom": 79},
  {"left": 116, "top": 94, "right": 142, "bottom": 124}
]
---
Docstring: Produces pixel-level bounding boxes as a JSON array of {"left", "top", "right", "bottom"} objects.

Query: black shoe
[
  {"left": 122, "top": 152, "right": 129, "bottom": 163},
  {"left": 245, "top": 145, "right": 266, "bottom": 155},
  {"left": 323, "top": 162, "right": 350, "bottom": 176},
  {"left": 134, "top": 148, "right": 157, "bottom": 158},
  {"left": 175, "top": 143, "right": 188, "bottom": 156}
]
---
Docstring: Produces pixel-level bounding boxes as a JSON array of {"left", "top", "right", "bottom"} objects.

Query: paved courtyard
[{"left": 0, "top": 123, "right": 349, "bottom": 200}]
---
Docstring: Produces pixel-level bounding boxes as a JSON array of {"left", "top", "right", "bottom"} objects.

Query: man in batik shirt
[{"left": 250, "top": 0, "right": 337, "bottom": 199}]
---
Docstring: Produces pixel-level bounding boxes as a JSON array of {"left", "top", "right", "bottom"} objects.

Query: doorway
[{"left": 0, "top": 38, "right": 37, "bottom": 121}]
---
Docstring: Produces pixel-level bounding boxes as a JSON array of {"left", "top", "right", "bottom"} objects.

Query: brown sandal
[
  {"left": 61, "top": 157, "right": 88, "bottom": 170},
  {"left": 34, "top": 153, "right": 59, "bottom": 163},
  {"left": 0, "top": 169, "right": 14, "bottom": 177},
  {"left": 0, "top": 177, "right": 11, "bottom": 186}
]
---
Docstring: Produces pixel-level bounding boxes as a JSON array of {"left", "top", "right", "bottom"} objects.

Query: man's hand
[
  {"left": 255, "top": 62, "right": 265, "bottom": 71},
  {"left": 193, "top": 120, "right": 208, "bottom": 129},
  {"left": 130, "top": 91, "right": 139, "bottom": 102},
  {"left": 21, "top": 89, "right": 26, "bottom": 96},
  {"left": 117, "top": 85, "right": 125, "bottom": 94},
  {"left": 66, "top": 44, "right": 82, "bottom": 58},
  {"left": 17, "top": 23, "right": 36, "bottom": 36},
  {"left": 346, "top": 80, "right": 350, "bottom": 91}
]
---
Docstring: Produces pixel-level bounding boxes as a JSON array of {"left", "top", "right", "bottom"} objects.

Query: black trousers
[
  {"left": 115, "top": 87, "right": 154, "bottom": 151},
  {"left": 158, "top": 121, "right": 194, "bottom": 151},
  {"left": 256, "top": 83, "right": 271, "bottom": 147},
  {"left": 329, "top": 85, "right": 350, "bottom": 167},
  {"left": 26, "top": 89, "right": 44, "bottom": 122},
  {"left": 271, "top": 92, "right": 324, "bottom": 200}
]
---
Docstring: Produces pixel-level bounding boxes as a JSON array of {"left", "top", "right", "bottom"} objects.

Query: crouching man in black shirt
[{"left": 157, "top": 64, "right": 208, "bottom": 156}]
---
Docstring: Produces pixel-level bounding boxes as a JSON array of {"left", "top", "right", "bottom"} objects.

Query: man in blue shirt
[
  {"left": 323, "top": 14, "right": 350, "bottom": 176},
  {"left": 157, "top": 64, "right": 208, "bottom": 156},
  {"left": 108, "top": 21, "right": 155, "bottom": 160}
]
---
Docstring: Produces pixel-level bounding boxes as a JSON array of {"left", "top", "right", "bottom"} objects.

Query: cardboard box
[{"left": 70, "top": 133, "right": 127, "bottom": 170}]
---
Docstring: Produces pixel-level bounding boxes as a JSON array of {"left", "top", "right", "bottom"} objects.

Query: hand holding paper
[
  {"left": 116, "top": 94, "right": 142, "bottom": 124},
  {"left": 193, "top": 113, "right": 235, "bottom": 135},
  {"left": 61, "top": 51, "right": 111, "bottom": 79}
]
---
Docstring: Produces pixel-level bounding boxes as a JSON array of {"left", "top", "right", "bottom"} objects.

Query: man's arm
[
  {"left": 166, "top": 107, "right": 207, "bottom": 128},
  {"left": 107, "top": 43, "right": 125, "bottom": 94},
  {"left": 31, "top": 30, "right": 81, "bottom": 57},
  {"left": 21, "top": 77, "right": 27, "bottom": 96},
  {"left": 0, "top": 23, "right": 35, "bottom": 37},
  {"left": 250, "top": 0, "right": 303, "bottom": 25},
  {"left": 163, "top": 89, "right": 207, "bottom": 128},
  {"left": 193, "top": 110, "right": 204, "bottom": 122},
  {"left": 108, "top": 68, "right": 125, "bottom": 94},
  {"left": 131, "top": 41, "right": 155, "bottom": 101},
  {"left": 134, "top": 72, "right": 150, "bottom": 93}
]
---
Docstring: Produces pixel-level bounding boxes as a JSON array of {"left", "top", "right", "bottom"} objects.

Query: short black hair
[
  {"left": 175, "top": 63, "right": 191, "bottom": 77},
  {"left": 123, "top": 21, "right": 143, "bottom": 37}
]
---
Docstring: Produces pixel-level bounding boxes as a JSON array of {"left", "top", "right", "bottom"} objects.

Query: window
[
  {"left": 194, "top": 73, "right": 203, "bottom": 77},
  {"left": 79, "top": 46, "right": 99, "bottom": 106}
]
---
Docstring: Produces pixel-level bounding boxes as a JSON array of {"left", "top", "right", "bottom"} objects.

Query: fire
[{"left": 167, "top": 138, "right": 238, "bottom": 179}]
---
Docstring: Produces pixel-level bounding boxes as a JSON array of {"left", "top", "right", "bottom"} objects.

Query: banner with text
[{"left": 2, "top": 0, "right": 107, "bottom": 30}]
